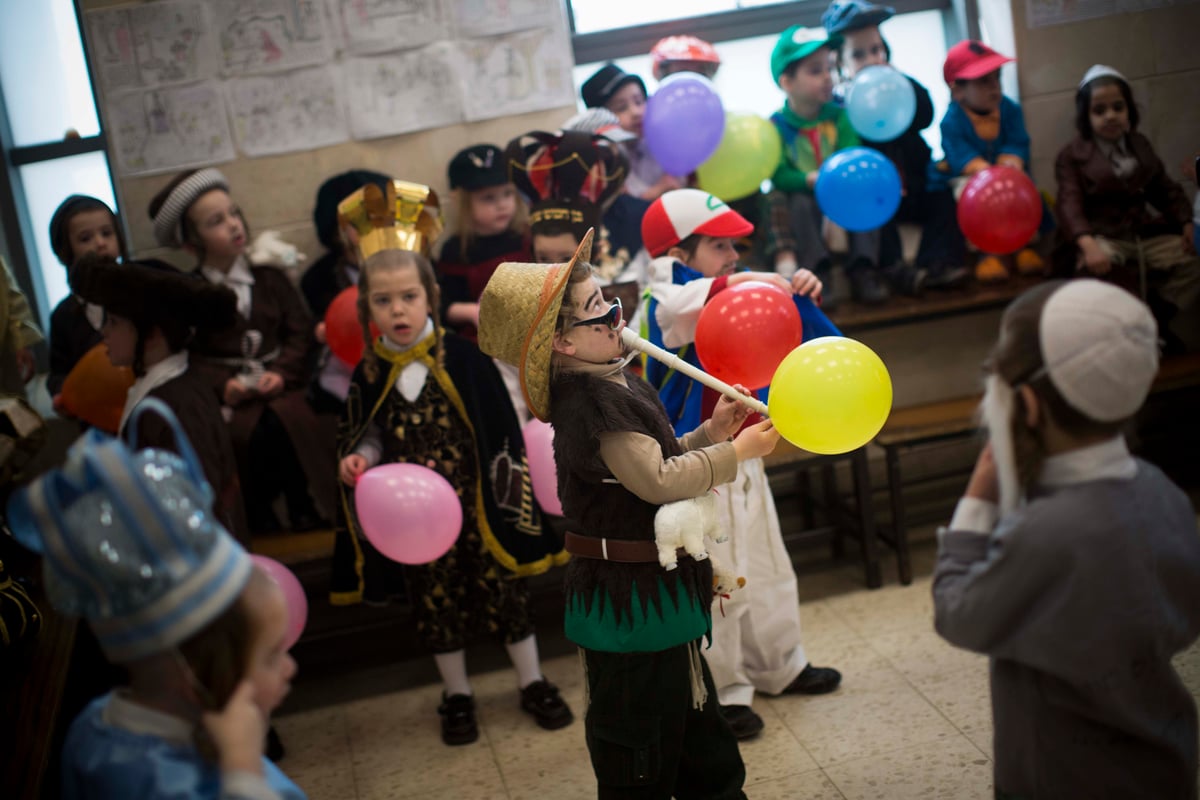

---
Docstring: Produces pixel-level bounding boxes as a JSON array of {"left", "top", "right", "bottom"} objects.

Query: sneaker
[
  {"left": 975, "top": 255, "right": 1010, "bottom": 283},
  {"left": 848, "top": 268, "right": 891, "bottom": 305},
  {"left": 438, "top": 693, "right": 478, "bottom": 745},
  {"left": 883, "top": 263, "right": 927, "bottom": 297},
  {"left": 519, "top": 679, "right": 574, "bottom": 730},
  {"left": 924, "top": 264, "right": 971, "bottom": 290},
  {"left": 780, "top": 664, "right": 843, "bottom": 695},
  {"left": 1015, "top": 248, "right": 1045, "bottom": 275},
  {"left": 719, "top": 704, "right": 765, "bottom": 740}
]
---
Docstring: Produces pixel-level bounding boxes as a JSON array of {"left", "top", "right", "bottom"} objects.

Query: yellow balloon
[
  {"left": 696, "top": 113, "right": 783, "bottom": 201},
  {"left": 768, "top": 337, "right": 893, "bottom": 454}
]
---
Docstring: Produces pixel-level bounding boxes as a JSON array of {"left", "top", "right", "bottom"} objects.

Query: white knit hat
[
  {"left": 1079, "top": 64, "right": 1127, "bottom": 89},
  {"left": 152, "top": 168, "right": 230, "bottom": 248},
  {"left": 1038, "top": 280, "right": 1158, "bottom": 422}
]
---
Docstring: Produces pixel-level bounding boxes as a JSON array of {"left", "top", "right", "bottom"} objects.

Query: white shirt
[
  {"left": 201, "top": 256, "right": 255, "bottom": 318},
  {"left": 120, "top": 351, "right": 189, "bottom": 434},
  {"left": 353, "top": 318, "right": 435, "bottom": 466}
]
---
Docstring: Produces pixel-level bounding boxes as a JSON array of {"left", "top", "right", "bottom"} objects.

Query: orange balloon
[{"left": 61, "top": 343, "right": 134, "bottom": 433}]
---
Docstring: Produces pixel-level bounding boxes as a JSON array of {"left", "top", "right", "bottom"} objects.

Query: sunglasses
[{"left": 571, "top": 297, "right": 623, "bottom": 330}]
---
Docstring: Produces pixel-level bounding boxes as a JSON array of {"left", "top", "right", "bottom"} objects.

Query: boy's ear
[
  {"left": 666, "top": 245, "right": 689, "bottom": 264},
  {"left": 552, "top": 329, "right": 575, "bottom": 356},
  {"left": 1017, "top": 384, "right": 1040, "bottom": 428}
]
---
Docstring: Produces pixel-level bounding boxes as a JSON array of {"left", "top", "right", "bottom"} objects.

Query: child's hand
[
  {"left": 203, "top": 681, "right": 266, "bottom": 776},
  {"left": 258, "top": 371, "right": 284, "bottom": 397},
  {"left": 732, "top": 419, "right": 780, "bottom": 461},
  {"left": 707, "top": 384, "right": 753, "bottom": 441},
  {"left": 965, "top": 442, "right": 999, "bottom": 504},
  {"left": 805, "top": 171, "right": 819, "bottom": 190},
  {"left": 223, "top": 378, "right": 247, "bottom": 407},
  {"left": 340, "top": 454, "right": 368, "bottom": 486},
  {"left": 790, "top": 268, "right": 823, "bottom": 301},
  {"left": 315, "top": 322, "right": 327, "bottom": 344},
  {"left": 1076, "top": 235, "right": 1111, "bottom": 275},
  {"left": 729, "top": 271, "right": 791, "bottom": 294}
]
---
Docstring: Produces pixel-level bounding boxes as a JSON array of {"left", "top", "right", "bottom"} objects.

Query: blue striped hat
[{"left": 6, "top": 399, "right": 251, "bottom": 663}]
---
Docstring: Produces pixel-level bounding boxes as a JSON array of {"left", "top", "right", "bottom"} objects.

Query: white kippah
[
  {"left": 1039, "top": 280, "right": 1158, "bottom": 422},
  {"left": 152, "top": 168, "right": 230, "bottom": 248},
  {"left": 1079, "top": 64, "right": 1126, "bottom": 89}
]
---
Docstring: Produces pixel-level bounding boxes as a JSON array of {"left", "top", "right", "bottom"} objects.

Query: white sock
[
  {"left": 434, "top": 650, "right": 472, "bottom": 697},
  {"left": 505, "top": 634, "right": 543, "bottom": 690}
]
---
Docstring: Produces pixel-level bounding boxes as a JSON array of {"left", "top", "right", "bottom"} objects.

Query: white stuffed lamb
[{"left": 654, "top": 491, "right": 725, "bottom": 570}]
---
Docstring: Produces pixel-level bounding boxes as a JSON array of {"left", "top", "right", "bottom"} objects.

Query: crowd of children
[{"left": 4, "top": 0, "right": 1199, "bottom": 796}]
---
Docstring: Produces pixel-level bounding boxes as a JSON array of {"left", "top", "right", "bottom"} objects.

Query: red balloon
[
  {"left": 695, "top": 281, "right": 802, "bottom": 390},
  {"left": 957, "top": 166, "right": 1043, "bottom": 255},
  {"left": 324, "top": 287, "right": 378, "bottom": 366}
]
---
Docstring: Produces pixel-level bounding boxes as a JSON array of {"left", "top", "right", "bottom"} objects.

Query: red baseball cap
[
  {"left": 641, "top": 189, "right": 754, "bottom": 258},
  {"left": 943, "top": 40, "right": 1013, "bottom": 84}
]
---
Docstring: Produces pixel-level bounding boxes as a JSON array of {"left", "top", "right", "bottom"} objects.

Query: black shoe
[
  {"left": 265, "top": 725, "right": 285, "bottom": 762},
  {"left": 438, "top": 693, "right": 478, "bottom": 745},
  {"left": 719, "top": 704, "right": 765, "bottom": 740},
  {"left": 848, "top": 269, "right": 891, "bottom": 305},
  {"left": 883, "top": 263, "right": 927, "bottom": 296},
  {"left": 519, "top": 679, "right": 574, "bottom": 730},
  {"left": 924, "top": 263, "right": 971, "bottom": 290},
  {"left": 781, "top": 664, "right": 843, "bottom": 695}
]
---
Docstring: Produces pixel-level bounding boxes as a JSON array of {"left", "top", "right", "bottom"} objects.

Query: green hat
[{"left": 771, "top": 25, "right": 841, "bottom": 84}]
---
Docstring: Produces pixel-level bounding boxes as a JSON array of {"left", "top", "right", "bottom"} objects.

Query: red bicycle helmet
[{"left": 650, "top": 36, "right": 721, "bottom": 81}]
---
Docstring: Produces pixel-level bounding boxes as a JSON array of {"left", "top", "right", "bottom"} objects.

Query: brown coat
[
  {"left": 1054, "top": 132, "right": 1192, "bottom": 245},
  {"left": 189, "top": 264, "right": 335, "bottom": 519}
]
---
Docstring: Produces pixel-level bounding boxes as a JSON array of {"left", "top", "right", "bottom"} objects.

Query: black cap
[
  {"left": 448, "top": 144, "right": 508, "bottom": 191},
  {"left": 580, "top": 64, "right": 647, "bottom": 110},
  {"left": 313, "top": 170, "right": 392, "bottom": 250},
  {"left": 48, "top": 195, "right": 124, "bottom": 267}
]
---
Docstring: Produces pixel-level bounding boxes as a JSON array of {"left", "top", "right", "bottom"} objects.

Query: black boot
[
  {"left": 883, "top": 263, "right": 927, "bottom": 297},
  {"left": 848, "top": 268, "right": 890, "bottom": 305}
]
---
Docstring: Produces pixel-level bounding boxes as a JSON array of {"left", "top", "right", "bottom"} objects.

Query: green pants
[{"left": 584, "top": 643, "right": 746, "bottom": 800}]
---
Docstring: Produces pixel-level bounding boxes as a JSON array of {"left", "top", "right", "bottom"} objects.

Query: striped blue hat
[{"left": 6, "top": 399, "right": 251, "bottom": 663}]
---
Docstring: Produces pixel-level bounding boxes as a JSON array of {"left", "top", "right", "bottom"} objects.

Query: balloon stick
[{"left": 620, "top": 327, "right": 769, "bottom": 417}]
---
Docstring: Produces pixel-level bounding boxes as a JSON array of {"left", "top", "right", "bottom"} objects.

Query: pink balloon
[
  {"left": 354, "top": 463, "right": 462, "bottom": 564},
  {"left": 249, "top": 555, "right": 307, "bottom": 650},
  {"left": 522, "top": 418, "right": 562, "bottom": 517}
]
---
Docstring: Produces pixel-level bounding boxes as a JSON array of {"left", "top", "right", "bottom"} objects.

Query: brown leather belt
[{"left": 564, "top": 531, "right": 679, "bottom": 563}]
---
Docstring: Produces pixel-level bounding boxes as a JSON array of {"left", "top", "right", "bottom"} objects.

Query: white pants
[{"left": 704, "top": 457, "right": 807, "bottom": 707}]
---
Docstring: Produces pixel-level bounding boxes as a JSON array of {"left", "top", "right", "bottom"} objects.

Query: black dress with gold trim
[{"left": 330, "top": 331, "right": 567, "bottom": 647}]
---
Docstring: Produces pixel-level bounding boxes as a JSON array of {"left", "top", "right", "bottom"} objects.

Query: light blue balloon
[
  {"left": 815, "top": 147, "right": 902, "bottom": 232},
  {"left": 845, "top": 65, "right": 917, "bottom": 143}
]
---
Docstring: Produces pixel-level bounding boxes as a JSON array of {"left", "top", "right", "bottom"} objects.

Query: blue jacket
[{"left": 929, "top": 95, "right": 1030, "bottom": 191}]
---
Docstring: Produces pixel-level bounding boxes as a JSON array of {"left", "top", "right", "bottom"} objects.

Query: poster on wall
[
  {"left": 210, "top": 0, "right": 330, "bottom": 75},
  {"left": 326, "top": 0, "right": 446, "bottom": 54},
  {"left": 106, "top": 83, "right": 235, "bottom": 176},
  {"left": 451, "top": 0, "right": 563, "bottom": 37},
  {"left": 225, "top": 66, "right": 349, "bottom": 157},
  {"left": 458, "top": 27, "right": 576, "bottom": 121},
  {"left": 85, "top": 1, "right": 217, "bottom": 94},
  {"left": 342, "top": 43, "right": 463, "bottom": 139},
  {"left": 1026, "top": 0, "right": 1199, "bottom": 28}
]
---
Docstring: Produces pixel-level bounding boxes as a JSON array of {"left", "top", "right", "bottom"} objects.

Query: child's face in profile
[
  {"left": 367, "top": 262, "right": 431, "bottom": 347},
  {"left": 533, "top": 232, "right": 579, "bottom": 264},
  {"left": 469, "top": 184, "right": 517, "bottom": 236},
  {"left": 68, "top": 209, "right": 120, "bottom": 262},
  {"left": 841, "top": 27, "right": 888, "bottom": 78},
  {"left": 244, "top": 572, "right": 296, "bottom": 716},
  {"left": 1088, "top": 82, "right": 1130, "bottom": 143},
  {"left": 187, "top": 189, "right": 247, "bottom": 262},
  {"left": 554, "top": 276, "right": 626, "bottom": 364},
  {"left": 676, "top": 235, "right": 739, "bottom": 278},
  {"left": 955, "top": 70, "right": 1002, "bottom": 113},
  {"left": 780, "top": 47, "right": 835, "bottom": 110},
  {"left": 605, "top": 82, "right": 647, "bottom": 136},
  {"left": 100, "top": 311, "right": 137, "bottom": 368}
]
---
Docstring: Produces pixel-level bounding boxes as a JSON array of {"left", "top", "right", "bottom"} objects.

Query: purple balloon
[
  {"left": 354, "top": 463, "right": 462, "bottom": 565},
  {"left": 643, "top": 73, "right": 725, "bottom": 176}
]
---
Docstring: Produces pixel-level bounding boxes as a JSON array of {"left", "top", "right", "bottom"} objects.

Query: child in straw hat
[
  {"left": 479, "top": 230, "right": 779, "bottom": 798},
  {"left": 933, "top": 279, "right": 1200, "bottom": 798}
]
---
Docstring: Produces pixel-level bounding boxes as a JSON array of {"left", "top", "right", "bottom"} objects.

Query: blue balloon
[
  {"left": 643, "top": 73, "right": 725, "bottom": 177},
  {"left": 845, "top": 65, "right": 917, "bottom": 143},
  {"left": 815, "top": 147, "right": 902, "bottom": 232}
]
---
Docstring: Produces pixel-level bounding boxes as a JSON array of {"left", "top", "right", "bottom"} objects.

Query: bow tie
[{"left": 373, "top": 331, "right": 438, "bottom": 370}]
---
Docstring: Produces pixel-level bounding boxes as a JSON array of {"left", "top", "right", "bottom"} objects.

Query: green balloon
[{"left": 696, "top": 114, "right": 783, "bottom": 201}]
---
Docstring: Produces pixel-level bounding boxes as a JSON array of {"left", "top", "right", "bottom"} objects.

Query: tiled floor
[{"left": 273, "top": 537, "right": 1200, "bottom": 799}]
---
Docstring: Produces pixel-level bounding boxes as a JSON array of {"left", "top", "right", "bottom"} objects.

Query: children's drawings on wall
[
  {"left": 226, "top": 66, "right": 349, "bottom": 157},
  {"left": 459, "top": 27, "right": 575, "bottom": 121},
  {"left": 86, "top": 1, "right": 216, "bottom": 94},
  {"left": 107, "top": 84, "right": 235, "bottom": 176},
  {"left": 211, "top": 0, "right": 329, "bottom": 76},
  {"left": 327, "top": 0, "right": 446, "bottom": 55},
  {"left": 451, "top": 0, "right": 561, "bottom": 38},
  {"left": 343, "top": 44, "right": 463, "bottom": 138}
]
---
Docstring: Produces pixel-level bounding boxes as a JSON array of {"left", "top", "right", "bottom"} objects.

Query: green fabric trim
[{"left": 564, "top": 578, "right": 711, "bottom": 653}]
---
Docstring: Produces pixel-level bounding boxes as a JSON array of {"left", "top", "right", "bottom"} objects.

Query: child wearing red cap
[
  {"left": 642, "top": 189, "right": 843, "bottom": 740},
  {"left": 930, "top": 40, "right": 1045, "bottom": 282}
]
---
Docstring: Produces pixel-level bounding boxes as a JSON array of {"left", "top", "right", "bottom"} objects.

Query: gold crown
[{"left": 337, "top": 180, "right": 443, "bottom": 261}]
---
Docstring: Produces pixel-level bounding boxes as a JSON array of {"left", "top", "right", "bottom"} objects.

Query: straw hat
[{"left": 479, "top": 229, "right": 594, "bottom": 421}]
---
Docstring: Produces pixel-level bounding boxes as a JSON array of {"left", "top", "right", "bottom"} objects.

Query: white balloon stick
[{"left": 620, "top": 327, "right": 770, "bottom": 417}]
